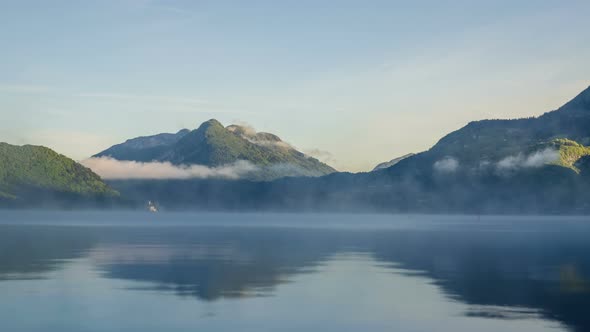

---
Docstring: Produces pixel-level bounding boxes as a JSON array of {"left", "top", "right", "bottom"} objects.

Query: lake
[{"left": 0, "top": 211, "right": 589, "bottom": 332}]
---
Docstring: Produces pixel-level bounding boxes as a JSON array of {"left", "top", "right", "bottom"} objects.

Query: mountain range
[
  {"left": 1, "top": 85, "right": 590, "bottom": 212},
  {"left": 109, "top": 85, "right": 590, "bottom": 213},
  {"left": 94, "top": 119, "right": 336, "bottom": 180}
]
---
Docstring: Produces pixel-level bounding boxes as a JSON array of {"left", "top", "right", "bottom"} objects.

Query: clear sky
[{"left": 1, "top": 0, "right": 589, "bottom": 172}]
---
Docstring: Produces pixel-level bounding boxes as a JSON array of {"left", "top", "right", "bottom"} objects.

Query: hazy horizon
[{"left": 1, "top": 1, "right": 589, "bottom": 171}]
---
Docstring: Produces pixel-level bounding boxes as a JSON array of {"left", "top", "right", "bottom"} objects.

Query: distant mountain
[
  {"left": 0, "top": 143, "right": 118, "bottom": 207},
  {"left": 95, "top": 129, "right": 190, "bottom": 162},
  {"left": 95, "top": 119, "right": 336, "bottom": 180},
  {"left": 372, "top": 153, "right": 415, "bottom": 171},
  {"left": 111, "top": 85, "right": 590, "bottom": 214}
]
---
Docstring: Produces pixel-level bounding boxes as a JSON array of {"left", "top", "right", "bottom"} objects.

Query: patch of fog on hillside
[
  {"left": 81, "top": 157, "right": 258, "bottom": 180},
  {"left": 496, "top": 148, "right": 559, "bottom": 171},
  {"left": 433, "top": 157, "right": 459, "bottom": 173}
]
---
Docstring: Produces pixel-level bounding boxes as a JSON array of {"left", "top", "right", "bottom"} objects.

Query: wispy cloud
[
  {"left": 81, "top": 157, "right": 257, "bottom": 180},
  {"left": 304, "top": 148, "right": 336, "bottom": 165},
  {"left": 496, "top": 148, "right": 559, "bottom": 171},
  {"left": 75, "top": 92, "right": 263, "bottom": 115},
  {"left": 75, "top": 92, "right": 210, "bottom": 105},
  {"left": 0, "top": 84, "right": 53, "bottom": 94},
  {"left": 227, "top": 122, "right": 294, "bottom": 149}
]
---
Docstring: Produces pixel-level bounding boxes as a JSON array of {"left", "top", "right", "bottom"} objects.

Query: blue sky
[{"left": 1, "top": 0, "right": 589, "bottom": 171}]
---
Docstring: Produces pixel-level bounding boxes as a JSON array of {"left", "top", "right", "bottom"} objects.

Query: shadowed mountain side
[
  {"left": 109, "top": 163, "right": 590, "bottom": 213},
  {"left": 93, "top": 129, "right": 190, "bottom": 162}
]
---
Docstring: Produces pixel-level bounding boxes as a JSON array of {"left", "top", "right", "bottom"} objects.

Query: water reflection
[
  {"left": 0, "top": 225, "right": 96, "bottom": 280},
  {"left": 368, "top": 229, "right": 590, "bottom": 332},
  {"left": 0, "top": 218, "right": 589, "bottom": 331},
  {"left": 89, "top": 228, "right": 341, "bottom": 300}
]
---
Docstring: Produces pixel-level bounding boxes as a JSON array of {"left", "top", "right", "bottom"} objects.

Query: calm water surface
[{"left": 0, "top": 211, "right": 589, "bottom": 332}]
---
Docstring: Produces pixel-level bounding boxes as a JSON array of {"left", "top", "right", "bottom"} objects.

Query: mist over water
[{"left": 0, "top": 212, "right": 588, "bottom": 332}]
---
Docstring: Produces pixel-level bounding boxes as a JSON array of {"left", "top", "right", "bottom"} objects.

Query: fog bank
[{"left": 81, "top": 157, "right": 257, "bottom": 180}]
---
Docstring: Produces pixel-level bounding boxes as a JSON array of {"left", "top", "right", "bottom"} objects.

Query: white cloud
[
  {"left": 227, "top": 122, "right": 294, "bottom": 150},
  {"left": 433, "top": 157, "right": 459, "bottom": 173},
  {"left": 81, "top": 157, "right": 257, "bottom": 180},
  {"left": 304, "top": 148, "right": 336, "bottom": 165},
  {"left": 496, "top": 148, "right": 559, "bottom": 171},
  {"left": 227, "top": 122, "right": 257, "bottom": 136}
]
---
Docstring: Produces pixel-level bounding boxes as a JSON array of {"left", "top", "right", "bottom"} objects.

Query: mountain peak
[
  {"left": 94, "top": 120, "right": 335, "bottom": 180},
  {"left": 177, "top": 129, "right": 190, "bottom": 135}
]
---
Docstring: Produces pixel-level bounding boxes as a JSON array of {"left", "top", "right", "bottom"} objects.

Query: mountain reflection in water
[{"left": 0, "top": 213, "right": 588, "bottom": 332}]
